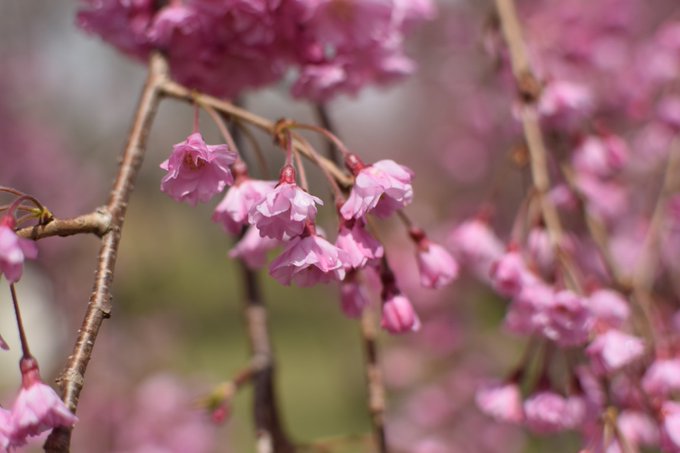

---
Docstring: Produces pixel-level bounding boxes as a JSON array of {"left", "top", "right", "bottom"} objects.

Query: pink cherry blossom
[
  {"left": 475, "top": 382, "right": 524, "bottom": 424},
  {"left": 537, "top": 80, "right": 593, "bottom": 120},
  {"left": 381, "top": 294, "right": 420, "bottom": 334},
  {"left": 527, "top": 227, "right": 555, "bottom": 274},
  {"left": 504, "top": 282, "right": 554, "bottom": 336},
  {"left": 540, "top": 289, "right": 593, "bottom": 347},
  {"left": 618, "top": 410, "right": 659, "bottom": 449},
  {"left": 658, "top": 96, "right": 680, "bottom": 132},
  {"left": 662, "top": 401, "right": 680, "bottom": 452},
  {"left": 213, "top": 179, "right": 276, "bottom": 235},
  {"left": 10, "top": 357, "right": 77, "bottom": 444},
  {"left": 524, "top": 391, "right": 585, "bottom": 434},
  {"left": 448, "top": 218, "right": 504, "bottom": 279},
  {"left": 586, "top": 329, "right": 645, "bottom": 375},
  {"left": 490, "top": 250, "right": 538, "bottom": 297},
  {"left": 0, "top": 221, "right": 38, "bottom": 283},
  {"left": 160, "top": 132, "right": 237, "bottom": 206},
  {"left": 415, "top": 239, "right": 458, "bottom": 289},
  {"left": 228, "top": 226, "right": 280, "bottom": 270},
  {"left": 588, "top": 289, "right": 630, "bottom": 329},
  {"left": 572, "top": 134, "right": 629, "bottom": 178},
  {"left": 339, "top": 275, "right": 370, "bottom": 318},
  {"left": 269, "top": 232, "right": 346, "bottom": 287},
  {"left": 335, "top": 219, "right": 384, "bottom": 270},
  {"left": 0, "top": 407, "right": 10, "bottom": 451},
  {"left": 249, "top": 167, "right": 323, "bottom": 240},
  {"left": 642, "top": 358, "right": 680, "bottom": 397},
  {"left": 340, "top": 158, "right": 414, "bottom": 220}
]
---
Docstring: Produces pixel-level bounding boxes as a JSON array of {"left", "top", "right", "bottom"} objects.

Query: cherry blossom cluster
[
  {"left": 158, "top": 125, "right": 457, "bottom": 334},
  {"left": 77, "top": 0, "right": 435, "bottom": 100}
]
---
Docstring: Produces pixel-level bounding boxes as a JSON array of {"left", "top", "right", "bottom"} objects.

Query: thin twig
[
  {"left": 313, "top": 104, "right": 341, "bottom": 165},
  {"left": 43, "top": 53, "right": 168, "bottom": 453},
  {"left": 16, "top": 208, "right": 112, "bottom": 240}
]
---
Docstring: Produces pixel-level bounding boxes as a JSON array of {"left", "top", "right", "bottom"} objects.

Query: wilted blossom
[
  {"left": 10, "top": 357, "right": 77, "bottom": 445},
  {"left": 490, "top": 250, "right": 538, "bottom": 297},
  {"left": 228, "top": 226, "right": 279, "bottom": 270},
  {"left": 523, "top": 391, "right": 585, "bottom": 434},
  {"left": 0, "top": 218, "right": 38, "bottom": 284},
  {"left": 448, "top": 218, "right": 504, "bottom": 278},
  {"left": 249, "top": 166, "right": 323, "bottom": 240},
  {"left": 269, "top": 227, "right": 346, "bottom": 287},
  {"left": 414, "top": 237, "right": 458, "bottom": 289},
  {"left": 160, "top": 132, "right": 237, "bottom": 206},
  {"left": 586, "top": 329, "right": 645, "bottom": 375},
  {"left": 335, "top": 219, "right": 384, "bottom": 270},
  {"left": 475, "top": 382, "right": 524, "bottom": 424},
  {"left": 213, "top": 178, "right": 276, "bottom": 235},
  {"left": 642, "top": 358, "right": 680, "bottom": 397},
  {"left": 381, "top": 294, "right": 420, "bottom": 334},
  {"left": 340, "top": 157, "right": 414, "bottom": 220}
]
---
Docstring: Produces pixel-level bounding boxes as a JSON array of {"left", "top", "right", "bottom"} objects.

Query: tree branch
[
  {"left": 16, "top": 208, "right": 111, "bottom": 240},
  {"left": 360, "top": 311, "right": 388, "bottom": 453},
  {"left": 43, "top": 53, "right": 168, "bottom": 452}
]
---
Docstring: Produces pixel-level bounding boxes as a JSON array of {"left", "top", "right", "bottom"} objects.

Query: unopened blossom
[
  {"left": 490, "top": 250, "right": 538, "bottom": 297},
  {"left": 572, "top": 134, "right": 629, "bottom": 178},
  {"left": 340, "top": 157, "right": 414, "bottom": 220},
  {"left": 160, "top": 132, "right": 237, "bottom": 206},
  {"left": 475, "top": 382, "right": 524, "bottom": 424},
  {"left": 249, "top": 166, "right": 322, "bottom": 240},
  {"left": 642, "top": 358, "right": 680, "bottom": 397},
  {"left": 527, "top": 227, "right": 554, "bottom": 274},
  {"left": 448, "top": 218, "right": 504, "bottom": 279},
  {"left": 269, "top": 229, "right": 346, "bottom": 287},
  {"left": 588, "top": 289, "right": 630, "bottom": 329},
  {"left": 540, "top": 289, "right": 593, "bottom": 347},
  {"left": 340, "top": 274, "right": 370, "bottom": 318},
  {"left": 228, "top": 226, "right": 279, "bottom": 270},
  {"left": 586, "top": 329, "right": 645, "bottom": 375},
  {"left": 10, "top": 357, "right": 77, "bottom": 444},
  {"left": 381, "top": 294, "right": 420, "bottom": 334},
  {"left": 212, "top": 178, "right": 276, "bottom": 235},
  {"left": 0, "top": 218, "right": 38, "bottom": 283},
  {"left": 524, "top": 391, "right": 585, "bottom": 434},
  {"left": 412, "top": 233, "right": 458, "bottom": 289},
  {"left": 335, "top": 219, "right": 384, "bottom": 270}
]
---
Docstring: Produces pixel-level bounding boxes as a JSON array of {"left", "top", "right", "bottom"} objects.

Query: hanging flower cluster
[
  {"left": 77, "top": 0, "right": 435, "bottom": 101},
  {"left": 159, "top": 120, "right": 457, "bottom": 334}
]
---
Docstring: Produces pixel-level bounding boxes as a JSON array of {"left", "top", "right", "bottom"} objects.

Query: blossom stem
[
  {"left": 291, "top": 131, "right": 344, "bottom": 202},
  {"left": 284, "top": 121, "right": 351, "bottom": 160},
  {"left": 313, "top": 104, "right": 342, "bottom": 165},
  {"left": 9, "top": 283, "right": 32, "bottom": 359}
]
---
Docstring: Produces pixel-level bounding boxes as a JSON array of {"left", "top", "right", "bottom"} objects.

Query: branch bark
[
  {"left": 16, "top": 208, "right": 111, "bottom": 240},
  {"left": 43, "top": 53, "right": 168, "bottom": 452}
]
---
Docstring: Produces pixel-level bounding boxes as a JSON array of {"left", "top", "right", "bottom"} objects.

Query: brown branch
[
  {"left": 239, "top": 260, "right": 295, "bottom": 453},
  {"left": 43, "top": 53, "right": 168, "bottom": 452},
  {"left": 313, "top": 104, "right": 340, "bottom": 165},
  {"left": 361, "top": 309, "right": 388, "bottom": 453},
  {"left": 159, "top": 80, "right": 352, "bottom": 188},
  {"left": 16, "top": 208, "right": 112, "bottom": 240}
]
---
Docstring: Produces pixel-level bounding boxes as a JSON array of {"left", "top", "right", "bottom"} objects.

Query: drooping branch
[
  {"left": 43, "top": 53, "right": 168, "bottom": 452},
  {"left": 16, "top": 208, "right": 111, "bottom": 240},
  {"left": 361, "top": 310, "right": 388, "bottom": 453}
]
